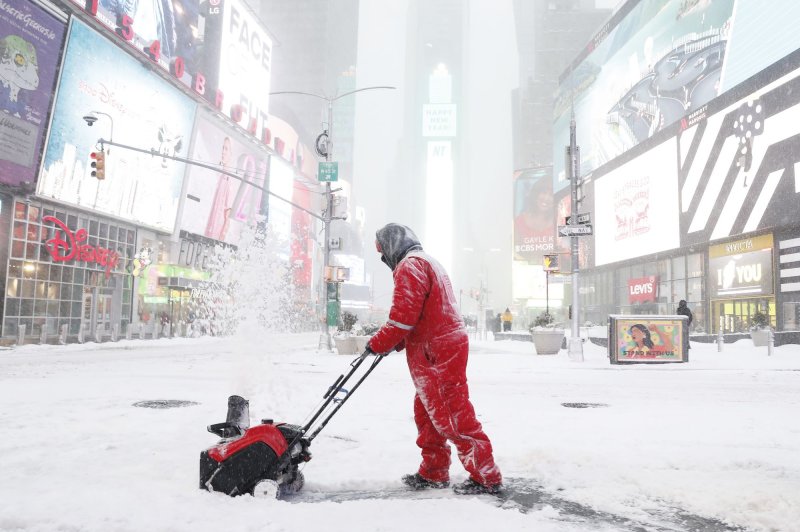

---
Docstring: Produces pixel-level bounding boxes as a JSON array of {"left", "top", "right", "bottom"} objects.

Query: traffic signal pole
[
  {"left": 93, "top": 138, "right": 324, "bottom": 221},
  {"left": 568, "top": 108, "right": 584, "bottom": 362}
]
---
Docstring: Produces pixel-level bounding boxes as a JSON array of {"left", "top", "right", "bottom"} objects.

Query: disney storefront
[{"left": 2, "top": 198, "right": 136, "bottom": 340}]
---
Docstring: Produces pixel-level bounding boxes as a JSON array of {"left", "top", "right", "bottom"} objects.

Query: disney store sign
[{"left": 42, "top": 216, "right": 120, "bottom": 278}]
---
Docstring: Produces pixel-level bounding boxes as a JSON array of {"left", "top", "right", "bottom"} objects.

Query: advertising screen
[
  {"left": 680, "top": 63, "right": 800, "bottom": 246},
  {"left": 594, "top": 138, "right": 680, "bottom": 266},
  {"left": 38, "top": 20, "right": 196, "bottom": 232},
  {"left": 609, "top": 315, "right": 688, "bottom": 364},
  {"left": 708, "top": 234, "right": 774, "bottom": 298},
  {"left": 180, "top": 111, "right": 269, "bottom": 245},
  {"left": 513, "top": 167, "right": 554, "bottom": 262},
  {"left": 0, "top": 0, "right": 66, "bottom": 187},
  {"left": 218, "top": 0, "right": 272, "bottom": 132},
  {"left": 553, "top": 0, "right": 735, "bottom": 189},
  {"left": 68, "top": 0, "right": 222, "bottom": 100}
]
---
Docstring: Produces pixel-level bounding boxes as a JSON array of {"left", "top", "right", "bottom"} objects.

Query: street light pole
[
  {"left": 568, "top": 106, "right": 584, "bottom": 362},
  {"left": 270, "top": 86, "right": 395, "bottom": 351}
]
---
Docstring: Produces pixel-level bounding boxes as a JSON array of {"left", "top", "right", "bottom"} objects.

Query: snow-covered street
[{"left": 0, "top": 334, "right": 798, "bottom": 532}]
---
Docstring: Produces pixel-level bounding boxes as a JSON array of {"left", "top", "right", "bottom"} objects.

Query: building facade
[
  {"left": 549, "top": 0, "right": 800, "bottom": 337},
  {"left": 0, "top": 0, "right": 324, "bottom": 342}
]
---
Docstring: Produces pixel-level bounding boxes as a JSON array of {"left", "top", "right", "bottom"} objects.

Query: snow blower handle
[{"left": 300, "top": 350, "right": 386, "bottom": 444}]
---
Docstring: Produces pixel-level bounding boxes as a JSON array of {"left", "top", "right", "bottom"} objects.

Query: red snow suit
[{"left": 368, "top": 245, "right": 502, "bottom": 487}]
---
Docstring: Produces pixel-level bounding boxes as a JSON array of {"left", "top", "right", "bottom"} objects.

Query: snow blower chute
[{"left": 199, "top": 350, "right": 384, "bottom": 498}]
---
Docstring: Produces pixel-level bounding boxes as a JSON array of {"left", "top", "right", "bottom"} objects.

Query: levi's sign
[
  {"left": 558, "top": 224, "right": 593, "bottom": 237},
  {"left": 627, "top": 275, "right": 658, "bottom": 304}
]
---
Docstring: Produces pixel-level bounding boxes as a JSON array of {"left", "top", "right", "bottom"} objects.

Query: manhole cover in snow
[
  {"left": 133, "top": 400, "right": 200, "bottom": 409},
  {"left": 561, "top": 402, "right": 608, "bottom": 409}
]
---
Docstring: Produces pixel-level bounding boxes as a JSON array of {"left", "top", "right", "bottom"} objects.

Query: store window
[{"left": 2, "top": 200, "right": 135, "bottom": 337}]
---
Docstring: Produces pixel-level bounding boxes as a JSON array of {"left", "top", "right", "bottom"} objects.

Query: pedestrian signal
[
  {"left": 90, "top": 151, "right": 106, "bottom": 180},
  {"left": 543, "top": 254, "right": 559, "bottom": 272}
]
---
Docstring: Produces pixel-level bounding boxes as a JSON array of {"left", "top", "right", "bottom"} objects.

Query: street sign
[
  {"left": 565, "top": 212, "right": 591, "bottom": 225},
  {"left": 558, "top": 224, "right": 593, "bottom": 237},
  {"left": 318, "top": 161, "right": 339, "bottom": 182}
]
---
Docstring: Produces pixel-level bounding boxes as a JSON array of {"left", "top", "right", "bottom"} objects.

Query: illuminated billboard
[
  {"left": 218, "top": 0, "right": 272, "bottom": 133},
  {"left": 0, "top": 0, "right": 66, "bottom": 188},
  {"left": 679, "top": 62, "right": 800, "bottom": 246},
  {"left": 594, "top": 138, "right": 680, "bottom": 266},
  {"left": 553, "top": 0, "right": 736, "bottom": 190},
  {"left": 555, "top": 0, "right": 800, "bottom": 191},
  {"left": 38, "top": 20, "right": 196, "bottom": 232},
  {"left": 180, "top": 111, "right": 269, "bottom": 245},
  {"left": 513, "top": 167, "right": 554, "bottom": 262},
  {"left": 69, "top": 0, "right": 222, "bottom": 102}
]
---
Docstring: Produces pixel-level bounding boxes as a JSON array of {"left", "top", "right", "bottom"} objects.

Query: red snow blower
[{"left": 199, "top": 350, "right": 384, "bottom": 498}]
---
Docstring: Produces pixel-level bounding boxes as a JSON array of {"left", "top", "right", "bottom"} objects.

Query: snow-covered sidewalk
[{"left": 0, "top": 333, "right": 797, "bottom": 531}]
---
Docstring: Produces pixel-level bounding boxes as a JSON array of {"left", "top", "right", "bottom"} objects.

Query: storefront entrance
[
  {"left": 81, "top": 288, "right": 114, "bottom": 337},
  {"left": 712, "top": 297, "right": 775, "bottom": 333}
]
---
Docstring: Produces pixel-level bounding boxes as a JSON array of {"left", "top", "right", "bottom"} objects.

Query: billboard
[
  {"left": 513, "top": 167, "right": 554, "bottom": 262},
  {"left": 217, "top": 0, "right": 272, "bottom": 133},
  {"left": 609, "top": 315, "right": 688, "bottom": 364},
  {"left": 708, "top": 234, "right": 774, "bottom": 299},
  {"left": 38, "top": 20, "right": 196, "bottom": 232},
  {"left": 69, "top": 0, "right": 222, "bottom": 102},
  {"left": 594, "top": 138, "right": 680, "bottom": 266},
  {"left": 553, "top": 0, "right": 736, "bottom": 190},
  {"left": 679, "top": 61, "right": 800, "bottom": 246},
  {"left": 180, "top": 110, "right": 269, "bottom": 245},
  {"left": 0, "top": 0, "right": 66, "bottom": 187}
]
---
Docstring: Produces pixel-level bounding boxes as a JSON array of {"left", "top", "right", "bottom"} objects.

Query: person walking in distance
[
  {"left": 676, "top": 300, "right": 693, "bottom": 351},
  {"left": 366, "top": 223, "right": 503, "bottom": 495},
  {"left": 501, "top": 308, "right": 513, "bottom": 332}
]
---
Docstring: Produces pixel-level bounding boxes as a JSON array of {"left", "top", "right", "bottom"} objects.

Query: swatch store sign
[{"left": 709, "top": 236, "right": 774, "bottom": 299}]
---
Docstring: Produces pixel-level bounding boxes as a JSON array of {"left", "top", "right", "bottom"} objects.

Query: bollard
[
  {"left": 717, "top": 329, "right": 724, "bottom": 352},
  {"left": 59, "top": 324, "right": 68, "bottom": 345},
  {"left": 77, "top": 323, "right": 85, "bottom": 344},
  {"left": 40, "top": 325, "right": 48, "bottom": 345},
  {"left": 17, "top": 324, "right": 26, "bottom": 346},
  {"left": 768, "top": 328, "right": 774, "bottom": 356}
]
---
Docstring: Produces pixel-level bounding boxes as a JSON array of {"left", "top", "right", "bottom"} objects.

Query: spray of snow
[{"left": 192, "top": 224, "right": 298, "bottom": 419}]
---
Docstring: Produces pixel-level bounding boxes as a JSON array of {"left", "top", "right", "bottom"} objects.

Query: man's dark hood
[{"left": 375, "top": 223, "right": 423, "bottom": 270}]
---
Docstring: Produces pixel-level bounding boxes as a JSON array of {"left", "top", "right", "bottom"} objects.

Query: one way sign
[{"left": 558, "top": 224, "right": 593, "bottom": 237}]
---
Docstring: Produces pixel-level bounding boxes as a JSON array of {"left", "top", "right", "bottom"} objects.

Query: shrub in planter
[
  {"left": 530, "top": 312, "right": 563, "bottom": 355},
  {"left": 750, "top": 311, "right": 769, "bottom": 330},
  {"left": 750, "top": 310, "right": 771, "bottom": 347}
]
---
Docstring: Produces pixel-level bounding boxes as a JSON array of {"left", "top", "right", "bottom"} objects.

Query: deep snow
[{"left": 0, "top": 333, "right": 798, "bottom": 531}]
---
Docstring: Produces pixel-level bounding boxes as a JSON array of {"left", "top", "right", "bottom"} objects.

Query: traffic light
[{"left": 90, "top": 150, "right": 106, "bottom": 180}]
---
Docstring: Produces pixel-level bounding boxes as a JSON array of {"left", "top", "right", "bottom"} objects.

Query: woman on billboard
[{"left": 205, "top": 136, "right": 235, "bottom": 241}]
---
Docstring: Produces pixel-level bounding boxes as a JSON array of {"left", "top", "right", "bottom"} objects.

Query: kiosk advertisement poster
[
  {"left": 0, "top": 0, "right": 67, "bottom": 187},
  {"left": 609, "top": 315, "right": 688, "bottom": 364}
]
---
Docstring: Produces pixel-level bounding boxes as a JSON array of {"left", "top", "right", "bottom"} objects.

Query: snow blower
[{"left": 199, "top": 350, "right": 385, "bottom": 498}]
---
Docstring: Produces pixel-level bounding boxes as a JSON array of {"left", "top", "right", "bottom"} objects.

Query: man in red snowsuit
[{"left": 367, "top": 223, "right": 503, "bottom": 495}]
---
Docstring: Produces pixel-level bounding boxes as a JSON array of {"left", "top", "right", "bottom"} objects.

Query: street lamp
[
  {"left": 270, "top": 86, "right": 396, "bottom": 351},
  {"left": 82, "top": 111, "right": 114, "bottom": 151},
  {"left": 463, "top": 247, "right": 501, "bottom": 340}
]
